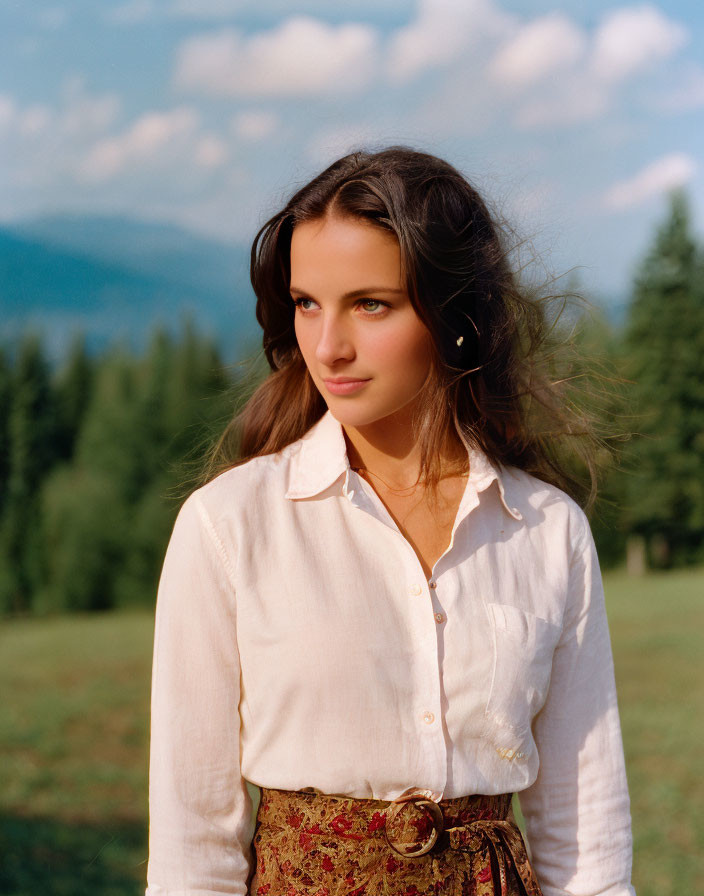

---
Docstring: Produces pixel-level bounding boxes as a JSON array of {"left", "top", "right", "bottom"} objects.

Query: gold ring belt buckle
[{"left": 384, "top": 795, "right": 445, "bottom": 857}]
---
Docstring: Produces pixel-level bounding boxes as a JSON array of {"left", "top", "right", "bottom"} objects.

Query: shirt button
[
  {"left": 428, "top": 580, "right": 437, "bottom": 589},
  {"left": 422, "top": 711, "right": 435, "bottom": 725},
  {"left": 410, "top": 583, "right": 422, "bottom": 595},
  {"left": 434, "top": 612, "right": 445, "bottom": 624}
]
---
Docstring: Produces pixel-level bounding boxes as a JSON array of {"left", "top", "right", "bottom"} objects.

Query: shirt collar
[
  {"left": 284, "top": 410, "right": 350, "bottom": 501},
  {"left": 285, "top": 410, "right": 522, "bottom": 521}
]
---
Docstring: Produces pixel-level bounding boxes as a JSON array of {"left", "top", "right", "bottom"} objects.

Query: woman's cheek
[
  {"left": 378, "top": 323, "right": 431, "bottom": 382},
  {"left": 294, "top": 318, "right": 318, "bottom": 367}
]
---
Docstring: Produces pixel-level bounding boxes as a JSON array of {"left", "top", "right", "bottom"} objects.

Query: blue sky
[{"left": 1, "top": 0, "right": 703, "bottom": 303}]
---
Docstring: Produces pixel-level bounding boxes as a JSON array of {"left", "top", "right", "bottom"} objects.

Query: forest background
[{"left": 2, "top": 189, "right": 703, "bottom": 616}]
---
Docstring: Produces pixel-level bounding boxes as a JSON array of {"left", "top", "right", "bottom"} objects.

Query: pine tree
[
  {"left": 39, "top": 347, "right": 141, "bottom": 611},
  {"left": 38, "top": 321, "right": 237, "bottom": 612},
  {"left": 53, "top": 332, "right": 95, "bottom": 463},
  {"left": 0, "top": 346, "right": 11, "bottom": 518},
  {"left": 623, "top": 191, "right": 704, "bottom": 566},
  {"left": 112, "top": 318, "right": 233, "bottom": 608},
  {"left": 0, "top": 333, "right": 58, "bottom": 612}
]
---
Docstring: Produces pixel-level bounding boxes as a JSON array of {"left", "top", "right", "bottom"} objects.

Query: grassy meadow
[{"left": 0, "top": 568, "right": 702, "bottom": 896}]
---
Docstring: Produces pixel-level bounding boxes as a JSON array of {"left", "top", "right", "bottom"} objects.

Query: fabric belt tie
[{"left": 445, "top": 818, "right": 543, "bottom": 896}]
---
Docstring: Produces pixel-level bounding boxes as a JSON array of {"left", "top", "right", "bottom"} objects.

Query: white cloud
[
  {"left": 387, "top": 0, "right": 512, "bottom": 84},
  {"left": 59, "top": 78, "right": 121, "bottom": 136},
  {"left": 194, "top": 134, "right": 228, "bottom": 167},
  {"left": 105, "top": 0, "right": 410, "bottom": 22},
  {"left": 1, "top": 84, "right": 232, "bottom": 222},
  {"left": 168, "top": 0, "right": 408, "bottom": 15},
  {"left": 490, "top": 13, "right": 586, "bottom": 88},
  {"left": 0, "top": 83, "right": 120, "bottom": 142},
  {"left": 0, "top": 94, "right": 17, "bottom": 129},
  {"left": 602, "top": 153, "right": 697, "bottom": 210},
  {"left": 499, "top": 5, "right": 690, "bottom": 129},
  {"left": 174, "top": 17, "right": 379, "bottom": 97},
  {"left": 81, "top": 107, "right": 199, "bottom": 181},
  {"left": 170, "top": 0, "right": 246, "bottom": 17},
  {"left": 18, "top": 105, "right": 53, "bottom": 137},
  {"left": 305, "top": 123, "right": 388, "bottom": 167},
  {"left": 655, "top": 63, "right": 704, "bottom": 112},
  {"left": 503, "top": 179, "right": 557, "bottom": 221},
  {"left": 106, "top": 0, "right": 156, "bottom": 25},
  {"left": 591, "top": 5, "right": 688, "bottom": 82},
  {"left": 233, "top": 111, "right": 278, "bottom": 141},
  {"left": 36, "top": 7, "right": 69, "bottom": 29},
  {"left": 1, "top": 87, "right": 126, "bottom": 200},
  {"left": 515, "top": 77, "right": 607, "bottom": 128},
  {"left": 18, "top": 37, "right": 41, "bottom": 58},
  {"left": 61, "top": 95, "right": 120, "bottom": 136}
]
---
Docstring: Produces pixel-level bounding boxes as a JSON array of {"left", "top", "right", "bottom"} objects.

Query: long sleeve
[
  {"left": 146, "top": 491, "right": 254, "bottom": 895},
  {"left": 518, "top": 513, "right": 635, "bottom": 896}
]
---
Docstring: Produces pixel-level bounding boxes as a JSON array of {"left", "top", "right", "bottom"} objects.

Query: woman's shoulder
[
  {"left": 182, "top": 440, "right": 304, "bottom": 522},
  {"left": 499, "top": 462, "right": 591, "bottom": 545}
]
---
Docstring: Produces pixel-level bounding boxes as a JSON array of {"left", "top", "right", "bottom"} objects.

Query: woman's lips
[{"left": 322, "top": 378, "right": 371, "bottom": 396}]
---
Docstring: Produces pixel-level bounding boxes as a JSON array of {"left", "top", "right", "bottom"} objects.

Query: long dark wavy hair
[{"left": 201, "top": 146, "right": 604, "bottom": 507}]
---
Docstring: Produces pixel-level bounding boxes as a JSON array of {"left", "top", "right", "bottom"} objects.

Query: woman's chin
[
  {"left": 323, "top": 399, "right": 416, "bottom": 432},
  {"left": 324, "top": 404, "right": 379, "bottom": 429}
]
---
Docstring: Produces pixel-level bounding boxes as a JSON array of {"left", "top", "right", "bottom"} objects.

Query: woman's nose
[{"left": 315, "top": 316, "right": 355, "bottom": 366}]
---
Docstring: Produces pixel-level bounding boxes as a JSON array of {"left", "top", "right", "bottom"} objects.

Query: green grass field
[{"left": 1, "top": 568, "right": 702, "bottom": 896}]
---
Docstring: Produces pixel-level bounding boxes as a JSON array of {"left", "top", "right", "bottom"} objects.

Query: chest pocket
[{"left": 485, "top": 602, "right": 561, "bottom": 733}]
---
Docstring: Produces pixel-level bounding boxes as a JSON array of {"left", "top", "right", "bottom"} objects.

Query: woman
[{"left": 146, "top": 147, "right": 635, "bottom": 896}]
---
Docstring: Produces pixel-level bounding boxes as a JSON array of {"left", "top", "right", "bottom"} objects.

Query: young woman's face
[{"left": 290, "top": 214, "right": 433, "bottom": 429}]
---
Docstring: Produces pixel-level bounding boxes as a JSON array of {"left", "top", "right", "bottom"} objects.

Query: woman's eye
[
  {"left": 293, "top": 297, "right": 317, "bottom": 311},
  {"left": 358, "top": 300, "right": 386, "bottom": 314}
]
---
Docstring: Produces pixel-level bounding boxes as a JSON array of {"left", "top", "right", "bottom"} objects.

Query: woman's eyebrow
[{"left": 289, "top": 286, "right": 406, "bottom": 299}]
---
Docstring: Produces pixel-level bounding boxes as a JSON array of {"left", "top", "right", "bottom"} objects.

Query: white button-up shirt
[{"left": 146, "top": 410, "right": 635, "bottom": 896}]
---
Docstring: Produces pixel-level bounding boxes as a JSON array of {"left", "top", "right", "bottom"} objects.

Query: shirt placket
[{"left": 342, "top": 468, "right": 483, "bottom": 802}]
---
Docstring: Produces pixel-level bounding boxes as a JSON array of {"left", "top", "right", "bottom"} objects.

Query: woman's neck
[{"left": 342, "top": 408, "right": 467, "bottom": 493}]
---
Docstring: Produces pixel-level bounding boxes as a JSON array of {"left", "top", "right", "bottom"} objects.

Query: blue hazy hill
[
  {"left": 1, "top": 215, "right": 260, "bottom": 362},
  {"left": 1, "top": 213, "right": 627, "bottom": 364}
]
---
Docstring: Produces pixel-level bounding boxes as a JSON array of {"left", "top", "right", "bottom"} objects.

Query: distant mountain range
[
  {"left": 0, "top": 212, "right": 628, "bottom": 366},
  {"left": 0, "top": 214, "right": 261, "bottom": 363}
]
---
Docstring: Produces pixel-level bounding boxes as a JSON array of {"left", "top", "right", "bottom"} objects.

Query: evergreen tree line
[
  {"left": 592, "top": 191, "right": 704, "bottom": 569},
  {"left": 0, "top": 318, "right": 252, "bottom": 615},
  {"left": 0, "top": 193, "right": 702, "bottom": 615}
]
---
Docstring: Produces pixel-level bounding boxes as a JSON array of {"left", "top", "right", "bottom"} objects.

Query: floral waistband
[{"left": 252, "top": 788, "right": 542, "bottom": 895}]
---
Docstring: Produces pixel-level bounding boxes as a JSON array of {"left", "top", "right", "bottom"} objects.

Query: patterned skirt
[{"left": 248, "top": 787, "right": 543, "bottom": 896}]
